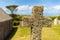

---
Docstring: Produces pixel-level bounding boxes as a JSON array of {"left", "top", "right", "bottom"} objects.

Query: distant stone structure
[
  {"left": 54, "top": 18, "right": 60, "bottom": 25},
  {"left": 0, "top": 8, "right": 13, "bottom": 40},
  {"left": 21, "top": 6, "right": 52, "bottom": 40}
]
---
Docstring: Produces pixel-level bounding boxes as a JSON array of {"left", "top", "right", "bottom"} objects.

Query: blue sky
[{"left": 0, "top": 0, "right": 60, "bottom": 16}]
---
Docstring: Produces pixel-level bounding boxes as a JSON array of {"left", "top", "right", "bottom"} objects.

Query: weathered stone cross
[{"left": 21, "top": 6, "right": 52, "bottom": 40}]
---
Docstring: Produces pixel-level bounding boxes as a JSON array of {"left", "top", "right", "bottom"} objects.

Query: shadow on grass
[{"left": 6, "top": 27, "right": 18, "bottom": 40}]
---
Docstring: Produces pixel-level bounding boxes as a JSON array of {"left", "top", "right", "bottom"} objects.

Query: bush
[
  {"left": 13, "top": 21, "right": 20, "bottom": 26},
  {"left": 9, "top": 14, "right": 22, "bottom": 26},
  {"left": 58, "top": 16, "right": 60, "bottom": 20},
  {"left": 50, "top": 16, "right": 56, "bottom": 20}
]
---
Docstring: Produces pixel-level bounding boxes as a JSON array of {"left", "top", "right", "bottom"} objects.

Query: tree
[
  {"left": 6, "top": 5, "right": 18, "bottom": 26},
  {"left": 6, "top": 5, "right": 18, "bottom": 17}
]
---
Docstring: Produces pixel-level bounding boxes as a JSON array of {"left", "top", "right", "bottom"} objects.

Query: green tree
[{"left": 6, "top": 5, "right": 18, "bottom": 17}]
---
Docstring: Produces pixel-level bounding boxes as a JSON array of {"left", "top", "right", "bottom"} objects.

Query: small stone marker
[{"left": 22, "top": 6, "right": 52, "bottom": 40}]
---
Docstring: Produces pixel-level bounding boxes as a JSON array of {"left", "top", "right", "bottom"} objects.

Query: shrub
[
  {"left": 50, "top": 16, "right": 56, "bottom": 20},
  {"left": 9, "top": 14, "right": 22, "bottom": 26},
  {"left": 58, "top": 16, "right": 60, "bottom": 20},
  {"left": 13, "top": 21, "right": 20, "bottom": 26}
]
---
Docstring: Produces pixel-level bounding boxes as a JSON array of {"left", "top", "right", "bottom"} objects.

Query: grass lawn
[
  {"left": 11, "top": 24, "right": 60, "bottom": 40},
  {"left": 42, "top": 25, "right": 60, "bottom": 40}
]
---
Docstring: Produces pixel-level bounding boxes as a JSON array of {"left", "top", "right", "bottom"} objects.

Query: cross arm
[{"left": 21, "top": 16, "right": 34, "bottom": 27}]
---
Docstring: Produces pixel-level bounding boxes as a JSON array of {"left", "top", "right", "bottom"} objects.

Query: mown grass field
[{"left": 11, "top": 24, "right": 60, "bottom": 40}]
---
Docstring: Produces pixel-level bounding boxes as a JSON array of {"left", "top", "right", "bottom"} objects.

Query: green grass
[
  {"left": 11, "top": 26, "right": 31, "bottom": 40},
  {"left": 52, "top": 24, "right": 60, "bottom": 35},
  {"left": 11, "top": 25, "right": 60, "bottom": 40},
  {"left": 18, "top": 27, "right": 30, "bottom": 36},
  {"left": 42, "top": 24, "right": 60, "bottom": 40}
]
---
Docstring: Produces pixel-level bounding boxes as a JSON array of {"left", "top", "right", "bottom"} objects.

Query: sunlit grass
[
  {"left": 42, "top": 24, "right": 60, "bottom": 40},
  {"left": 11, "top": 24, "right": 60, "bottom": 40},
  {"left": 11, "top": 26, "right": 31, "bottom": 40},
  {"left": 52, "top": 24, "right": 60, "bottom": 35}
]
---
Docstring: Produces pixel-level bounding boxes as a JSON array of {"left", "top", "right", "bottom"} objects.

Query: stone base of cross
[{"left": 21, "top": 6, "right": 52, "bottom": 40}]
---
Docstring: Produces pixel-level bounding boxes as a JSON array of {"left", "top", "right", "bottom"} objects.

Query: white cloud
[
  {"left": 43, "top": 5, "right": 60, "bottom": 16},
  {"left": 29, "top": 6, "right": 33, "bottom": 10},
  {"left": 52, "top": 5, "right": 60, "bottom": 10},
  {"left": 16, "top": 5, "right": 33, "bottom": 10},
  {"left": 44, "top": 5, "right": 60, "bottom": 13},
  {"left": 44, "top": 7, "right": 48, "bottom": 11}
]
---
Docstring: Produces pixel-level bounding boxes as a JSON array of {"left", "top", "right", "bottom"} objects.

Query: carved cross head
[{"left": 21, "top": 6, "right": 52, "bottom": 27}]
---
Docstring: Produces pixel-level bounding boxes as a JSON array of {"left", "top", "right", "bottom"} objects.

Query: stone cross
[{"left": 22, "top": 6, "right": 52, "bottom": 40}]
